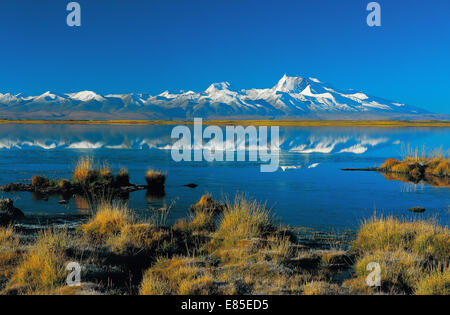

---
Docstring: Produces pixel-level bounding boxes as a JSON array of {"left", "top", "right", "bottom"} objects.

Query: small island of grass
[
  {"left": 0, "top": 156, "right": 166, "bottom": 203},
  {"left": 343, "top": 147, "right": 450, "bottom": 187}
]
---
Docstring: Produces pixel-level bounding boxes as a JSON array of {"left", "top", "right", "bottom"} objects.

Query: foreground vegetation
[
  {"left": 0, "top": 194, "right": 448, "bottom": 295},
  {"left": 344, "top": 217, "right": 449, "bottom": 294}
]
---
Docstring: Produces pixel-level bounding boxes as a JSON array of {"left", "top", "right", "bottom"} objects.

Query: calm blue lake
[{"left": 0, "top": 124, "right": 448, "bottom": 231}]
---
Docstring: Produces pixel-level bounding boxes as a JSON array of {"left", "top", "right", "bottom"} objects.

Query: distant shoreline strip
[{"left": 0, "top": 119, "right": 449, "bottom": 127}]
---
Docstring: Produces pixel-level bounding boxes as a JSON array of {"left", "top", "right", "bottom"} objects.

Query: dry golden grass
[
  {"left": 352, "top": 217, "right": 449, "bottom": 260},
  {"left": 72, "top": 156, "right": 94, "bottom": 183},
  {"left": 107, "top": 224, "right": 172, "bottom": 254},
  {"left": 99, "top": 162, "right": 112, "bottom": 178},
  {"left": 140, "top": 257, "right": 215, "bottom": 295},
  {"left": 72, "top": 156, "right": 116, "bottom": 186},
  {"left": 77, "top": 202, "right": 133, "bottom": 244},
  {"left": 342, "top": 277, "right": 374, "bottom": 295},
  {"left": 380, "top": 158, "right": 399, "bottom": 170},
  {"left": 266, "top": 235, "right": 296, "bottom": 264},
  {"left": 140, "top": 195, "right": 307, "bottom": 295},
  {"left": 302, "top": 281, "right": 341, "bottom": 295},
  {"left": 140, "top": 254, "right": 305, "bottom": 295},
  {"left": 107, "top": 223, "right": 153, "bottom": 252},
  {"left": 380, "top": 146, "right": 449, "bottom": 178},
  {"left": 354, "top": 249, "right": 423, "bottom": 293},
  {"left": 321, "top": 250, "right": 348, "bottom": 265},
  {"left": 190, "top": 194, "right": 225, "bottom": 215},
  {"left": 0, "top": 226, "right": 18, "bottom": 249},
  {"left": 391, "top": 162, "right": 411, "bottom": 174},
  {"left": 174, "top": 210, "right": 216, "bottom": 234},
  {"left": 0, "top": 226, "right": 21, "bottom": 279},
  {"left": 6, "top": 228, "right": 70, "bottom": 294},
  {"left": 432, "top": 160, "right": 450, "bottom": 177},
  {"left": 78, "top": 201, "right": 174, "bottom": 254},
  {"left": 212, "top": 195, "right": 273, "bottom": 248},
  {"left": 415, "top": 265, "right": 450, "bottom": 295},
  {"left": 348, "top": 216, "right": 450, "bottom": 294}
]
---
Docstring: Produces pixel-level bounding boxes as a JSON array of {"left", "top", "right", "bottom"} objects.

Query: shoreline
[{"left": 0, "top": 119, "right": 449, "bottom": 127}]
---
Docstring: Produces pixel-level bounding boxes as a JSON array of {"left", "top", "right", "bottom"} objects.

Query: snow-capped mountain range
[{"left": 0, "top": 75, "right": 433, "bottom": 120}]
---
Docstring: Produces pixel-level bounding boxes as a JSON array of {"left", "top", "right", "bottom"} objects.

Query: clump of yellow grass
[{"left": 6, "top": 228, "right": 70, "bottom": 294}]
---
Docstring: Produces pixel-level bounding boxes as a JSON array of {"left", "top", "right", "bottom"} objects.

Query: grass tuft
[
  {"left": 348, "top": 216, "right": 449, "bottom": 294},
  {"left": 302, "top": 281, "right": 341, "bottom": 295},
  {"left": 72, "top": 156, "right": 94, "bottom": 184},
  {"left": 77, "top": 202, "right": 133, "bottom": 244},
  {"left": 145, "top": 170, "right": 166, "bottom": 189},
  {"left": 140, "top": 257, "right": 215, "bottom": 295},
  {"left": 212, "top": 195, "right": 273, "bottom": 248},
  {"left": 6, "top": 228, "right": 70, "bottom": 294}
]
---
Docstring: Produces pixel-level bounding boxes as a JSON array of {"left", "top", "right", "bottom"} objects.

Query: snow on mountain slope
[
  {"left": 0, "top": 75, "right": 431, "bottom": 120},
  {"left": 67, "top": 91, "right": 106, "bottom": 102}
]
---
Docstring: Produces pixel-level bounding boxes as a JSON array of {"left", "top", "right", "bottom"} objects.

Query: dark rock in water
[
  {"left": 0, "top": 182, "right": 31, "bottom": 192},
  {"left": 0, "top": 199, "right": 25, "bottom": 225},
  {"left": 58, "top": 200, "right": 69, "bottom": 205},
  {"left": 409, "top": 207, "right": 426, "bottom": 213},
  {"left": 184, "top": 183, "right": 198, "bottom": 188}
]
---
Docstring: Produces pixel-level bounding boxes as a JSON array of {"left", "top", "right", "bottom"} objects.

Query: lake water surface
[{"left": 0, "top": 124, "right": 449, "bottom": 231}]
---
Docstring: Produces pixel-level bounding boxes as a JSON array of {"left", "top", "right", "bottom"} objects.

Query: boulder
[
  {"left": 409, "top": 207, "right": 426, "bottom": 213},
  {"left": 0, "top": 199, "right": 25, "bottom": 225}
]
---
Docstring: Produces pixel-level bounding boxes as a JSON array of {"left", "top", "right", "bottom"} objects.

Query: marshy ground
[
  {"left": 0, "top": 194, "right": 448, "bottom": 295},
  {"left": 0, "top": 156, "right": 448, "bottom": 295}
]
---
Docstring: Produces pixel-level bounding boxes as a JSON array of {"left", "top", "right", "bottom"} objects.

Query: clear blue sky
[{"left": 0, "top": 0, "right": 449, "bottom": 113}]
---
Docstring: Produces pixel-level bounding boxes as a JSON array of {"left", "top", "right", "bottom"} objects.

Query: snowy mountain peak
[
  {"left": 0, "top": 93, "right": 20, "bottom": 104},
  {"left": 273, "top": 75, "right": 311, "bottom": 93},
  {"left": 35, "top": 91, "right": 66, "bottom": 102},
  {"left": 0, "top": 75, "right": 431, "bottom": 120},
  {"left": 67, "top": 91, "right": 106, "bottom": 102},
  {"left": 206, "top": 82, "right": 232, "bottom": 93}
]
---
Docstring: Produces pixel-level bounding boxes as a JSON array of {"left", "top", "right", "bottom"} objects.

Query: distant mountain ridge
[{"left": 0, "top": 75, "right": 441, "bottom": 120}]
